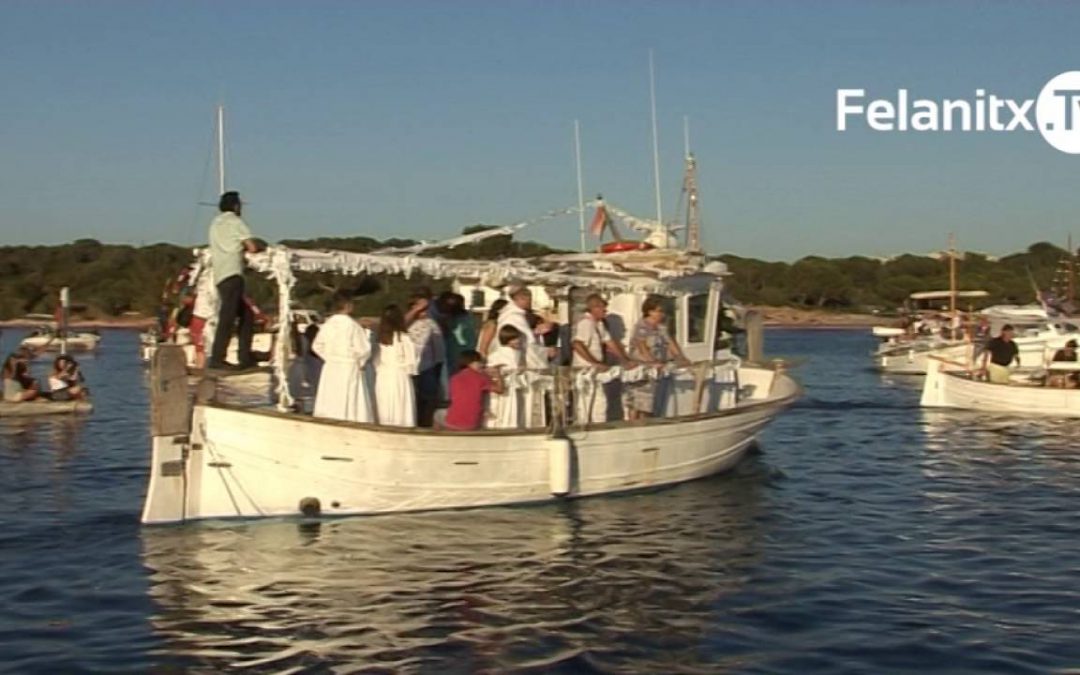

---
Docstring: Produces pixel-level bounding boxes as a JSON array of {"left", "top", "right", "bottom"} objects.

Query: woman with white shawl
[
  {"left": 485, "top": 325, "right": 526, "bottom": 429},
  {"left": 373, "top": 304, "right": 419, "bottom": 427},
  {"left": 312, "top": 292, "right": 374, "bottom": 423}
]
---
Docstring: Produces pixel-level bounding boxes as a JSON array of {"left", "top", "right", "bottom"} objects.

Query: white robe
[
  {"left": 312, "top": 314, "right": 374, "bottom": 423},
  {"left": 486, "top": 344, "right": 524, "bottom": 429},
  {"left": 374, "top": 333, "right": 418, "bottom": 427},
  {"left": 496, "top": 305, "right": 548, "bottom": 367}
]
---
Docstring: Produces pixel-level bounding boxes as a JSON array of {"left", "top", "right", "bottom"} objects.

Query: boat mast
[
  {"left": 574, "top": 120, "right": 586, "bottom": 253},
  {"left": 681, "top": 116, "right": 702, "bottom": 253},
  {"left": 216, "top": 105, "right": 226, "bottom": 196},
  {"left": 59, "top": 286, "right": 70, "bottom": 356},
  {"left": 649, "top": 49, "right": 663, "bottom": 228},
  {"left": 1069, "top": 233, "right": 1076, "bottom": 307},
  {"left": 948, "top": 233, "right": 958, "bottom": 324}
]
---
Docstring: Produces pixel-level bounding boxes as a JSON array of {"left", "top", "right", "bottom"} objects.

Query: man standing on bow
[{"left": 207, "top": 191, "right": 262, "bottom": 370}]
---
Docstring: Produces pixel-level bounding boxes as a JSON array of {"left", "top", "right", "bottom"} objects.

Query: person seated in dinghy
[
  {"left": 1048, "top": 339, "right": 1079, "bottom": 389},
  {"left": 2, "top": 350, "right": 41, "bottom": 402},
  {"left": 47, "top": 355, "right": 87, "bottom": 401}
]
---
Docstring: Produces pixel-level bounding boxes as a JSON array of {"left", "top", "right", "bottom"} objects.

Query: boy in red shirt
[{"left": 442, "top": 350, "right": 504, "bottom": 430}]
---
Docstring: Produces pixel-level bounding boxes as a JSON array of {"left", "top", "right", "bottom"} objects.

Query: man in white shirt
[
  {"left": 207, "top": 191, "right": 262, "bottom": 370},
  {"left": 572, "top": 294, "right": 633, "bottom": 424},
  {"left": 406, "top": 291, "right": 445, "bottom": 427}
]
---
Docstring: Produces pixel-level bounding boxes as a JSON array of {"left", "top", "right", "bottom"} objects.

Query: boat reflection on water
[{"left": 141, "top": 462, "right": 770, "bottom": 672}]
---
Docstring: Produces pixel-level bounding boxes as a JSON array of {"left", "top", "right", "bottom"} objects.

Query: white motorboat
[{"left": 921, "top": 357, "right": 1080, "bottom": 417}]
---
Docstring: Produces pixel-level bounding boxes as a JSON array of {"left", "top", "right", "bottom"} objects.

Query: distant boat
[
  {"left": 19, "top": 287, "right": 101, "bottom": 354},
  {"left": 921, "top": 356, "right": 1080, "bottom": 417}
]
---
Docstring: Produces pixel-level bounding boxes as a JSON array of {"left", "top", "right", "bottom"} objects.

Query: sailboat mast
[
  {"left": 649, "top": 49, "right": 663, "bottom": 227},
  {"left": 1069, "top": 233, "right": 1076, "bottom": 306},
  {"left": 216, "top": 105, "right": 226, "bottom": 196},
  {"left": 574, "top": 120, "right": 586, "bottom": 253},
  {"left": 948, "top": 233, "right": 957, "bottom": 321}
]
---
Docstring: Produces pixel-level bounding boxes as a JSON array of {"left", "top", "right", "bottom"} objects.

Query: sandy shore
[{"left": 751, "top": 306, "right": 893, "bottom": 329}]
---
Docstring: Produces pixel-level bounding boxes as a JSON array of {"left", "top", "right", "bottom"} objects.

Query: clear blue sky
[{"left": 2, "top": 1, "right": 1079, "bottom": 260}]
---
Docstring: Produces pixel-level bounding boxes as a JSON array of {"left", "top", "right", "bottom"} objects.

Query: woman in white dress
[
  {"left": 485, "top": 325, "right": 525, "bottom": 429},
  {"left": 373, "top": 304, "right": 418, "bottom": 427},
  {"left": 312, "top": 293, "right": 374, "bottom": 423}
]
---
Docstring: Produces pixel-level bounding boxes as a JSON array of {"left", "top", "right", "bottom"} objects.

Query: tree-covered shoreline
[{"left": 0, "top": 233, "right": 1069, "bottom": 320}]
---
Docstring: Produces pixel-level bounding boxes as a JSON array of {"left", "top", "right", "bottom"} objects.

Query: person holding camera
[{"left": 48, "top": 355, "right": 87, "bottom": 401}]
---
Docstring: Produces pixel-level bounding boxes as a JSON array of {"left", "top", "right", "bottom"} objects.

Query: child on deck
[
  {"left": 441, "top": 350, "right": 504, "bottom": 431},
  {"left": 486, "top": 325, "right": 526, "bottom": 429},
  {"left": 374, "top": 304, "right": 419, "bottom": 427}
]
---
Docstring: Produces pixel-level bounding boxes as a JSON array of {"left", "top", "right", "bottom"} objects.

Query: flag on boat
[{"left": 589, "top": 203, "right": 611, "bottom": 238}]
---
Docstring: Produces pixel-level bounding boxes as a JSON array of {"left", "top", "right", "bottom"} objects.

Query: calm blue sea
[{"left": 0, "top": 328, "right": 1077, "bottom": 674}]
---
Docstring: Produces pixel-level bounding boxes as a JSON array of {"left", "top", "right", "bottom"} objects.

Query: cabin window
[
  {"left": 687, "top": 293, "right": 708, "bottom": 343},
  {"left": 470, "top": 290, "right": 485, "bottom": 309}
]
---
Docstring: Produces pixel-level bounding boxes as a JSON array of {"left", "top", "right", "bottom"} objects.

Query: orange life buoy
[{"left": 599, "top": 241, "right": 655, "bottom": 254}]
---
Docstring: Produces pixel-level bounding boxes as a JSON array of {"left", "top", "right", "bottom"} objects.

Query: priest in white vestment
[
  {"left": 495, "top": 286, "right": 552, "bottom": 426},
  {"left": 312, "top": 294, "right": 374, "bottom": 423}
]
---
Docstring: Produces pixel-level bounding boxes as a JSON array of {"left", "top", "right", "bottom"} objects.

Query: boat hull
[
  {"left": 920, "top": 362, "right": 1080, "bottom": 416},
  {"left": 142, "top": 369, "right": 799, "bottom": 524}
]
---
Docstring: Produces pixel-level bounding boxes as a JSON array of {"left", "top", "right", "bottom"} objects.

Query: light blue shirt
[{"left": 208, "top": 211, "right": 253, "bottom": 284}]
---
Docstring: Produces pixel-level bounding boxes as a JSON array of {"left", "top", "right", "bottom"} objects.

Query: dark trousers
[
  {"left": 209, "top": 275, "right": 254, "bottom": 367},
  {"left": 413, "top": 365, "right": 440, "bottom": 427}
]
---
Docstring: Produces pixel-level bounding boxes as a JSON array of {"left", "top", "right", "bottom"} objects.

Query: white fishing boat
[
  {"left": 143, "top": 233, "right": 799, "bottom": 524},
  {"left": 920, "top": 356, "right": 1080, "bottom": 416}
]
